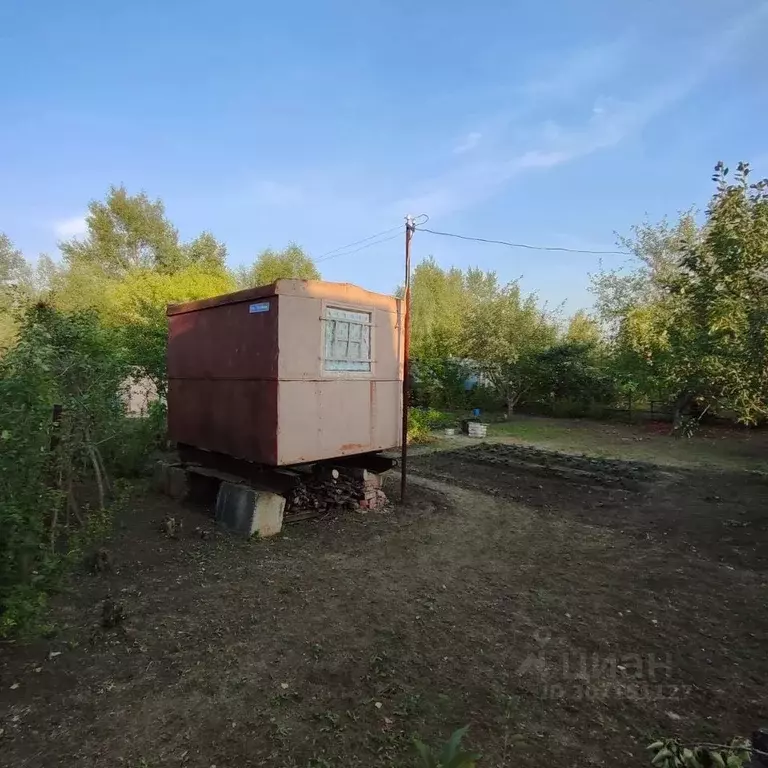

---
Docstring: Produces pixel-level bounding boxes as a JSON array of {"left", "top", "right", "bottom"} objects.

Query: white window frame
[{"left": 321, "top": 302, "right": 374, "bottom": 377}]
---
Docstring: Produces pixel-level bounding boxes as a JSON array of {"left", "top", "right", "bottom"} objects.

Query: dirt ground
[{"left": 1, "top": 438, "right": 767, "bottom": 767}]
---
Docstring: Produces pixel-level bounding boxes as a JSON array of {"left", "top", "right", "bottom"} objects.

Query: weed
[{"left": 414, "top": 726, "right": 480, "bottom": 768}]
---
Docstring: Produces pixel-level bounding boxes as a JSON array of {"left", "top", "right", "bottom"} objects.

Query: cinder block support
[
  {"left": 153, "top": 461, "right": 172, "bottom": 494},
  {"left": 166, "top": 466, "right": 190, "bottom": 501},
  {"left": 215, "top": 482, "right": 285, "bottom": 537}
]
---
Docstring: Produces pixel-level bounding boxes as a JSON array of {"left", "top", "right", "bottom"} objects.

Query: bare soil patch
[
  {"left": 1, "top": 445, "right": 767, "bottom": 767},
  {"left": 411, "top": 442, "right": 768, "bottom": 571}
]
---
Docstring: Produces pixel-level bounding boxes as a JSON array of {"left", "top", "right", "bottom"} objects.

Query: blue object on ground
[{"left": 473, "top": 408, "right": 481, "bottom": 417}]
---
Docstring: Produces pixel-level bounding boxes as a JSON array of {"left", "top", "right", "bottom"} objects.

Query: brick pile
[{"left": 357, "top": 469, "right": 388, "bottom": 510}]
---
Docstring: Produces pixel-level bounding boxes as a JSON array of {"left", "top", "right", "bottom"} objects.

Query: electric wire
[
  {"left": 315, "top": 231, "right": 401, "bottom": 264},
  {"left": 415, "top": 226, "right": 630, "bottom": 256},
  {"left": 315, "top": 225, "right": 401, "bottom": 263}
]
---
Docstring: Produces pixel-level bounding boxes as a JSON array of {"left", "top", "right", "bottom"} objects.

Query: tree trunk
[{"left": 507, "top": 393, "right": 517, "bottom": 417}]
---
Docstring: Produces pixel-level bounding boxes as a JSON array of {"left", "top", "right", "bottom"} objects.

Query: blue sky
[{"left": 1, "top": 0, "right": 766, "bottom": 311}]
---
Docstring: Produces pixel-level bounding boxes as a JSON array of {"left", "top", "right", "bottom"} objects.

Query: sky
[{"left": 1, "top": 0, "right": 766, "bottom": 312}]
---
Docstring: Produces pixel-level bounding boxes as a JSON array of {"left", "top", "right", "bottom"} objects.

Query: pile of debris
[{"left": 284, "top": 468, "right": 387, "bottom": 521}]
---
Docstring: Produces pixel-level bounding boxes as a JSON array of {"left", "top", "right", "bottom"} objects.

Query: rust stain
[{"left": 339, "top": 442, "right": 367, "bottom": 452}]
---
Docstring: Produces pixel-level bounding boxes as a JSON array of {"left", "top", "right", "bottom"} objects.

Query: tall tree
[
  {"left": 106, "top": 265, "right": 237, "bottom": 396},
  {"left": 525, "top": 341, "right": 616, "bottom": 406},
  {"left": 235, "top": 244, "right": 320, "bottom": 288},
  {"left": 60, "top": 186, "right": 183, "bottom": 276},
  {"left": 409, "top": 257, "right": 468, "bottom": 359},
  {"left": 31, "top": 254, "right": 59, "bottom": 296},
  {"left": 590, "top": 211, "right": 699, "bottom": 335},
  {"left": 0, "top": 234, "right": 33, "bottom": 350},
  {"left": 604, "top": 162, "right": 768, "bottom": 426},
  {"left": 669, "top": 161, "right": 768, "bottom": 423},
  {"left": 183, "top": 231, "right": 228, "bottom": 273},
  {"left": 0, "top": 233, "right": 31, "bottom": 291},
  {"left": 565, "top": 310, "right": 601, "bottom": 345},
  {"left": 464, "top": 282, "right": 558, "bottom": 413}
]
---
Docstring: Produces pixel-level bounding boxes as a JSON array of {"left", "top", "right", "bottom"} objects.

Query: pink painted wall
[{"left": 276, "top": 282, "right": 403, "bottom": 464}]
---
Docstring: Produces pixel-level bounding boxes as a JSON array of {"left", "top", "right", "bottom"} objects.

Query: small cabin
[{"left": 166, "top": 279, "right": 404, "bottom": 466}]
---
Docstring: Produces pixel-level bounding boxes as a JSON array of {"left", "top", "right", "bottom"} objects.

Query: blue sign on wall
[{"left": 249, "top": 302, "right": 270, "bottom": 314}]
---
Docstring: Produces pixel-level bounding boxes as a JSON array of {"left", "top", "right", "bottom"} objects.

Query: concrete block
[
  {"left": 215, "top": 482, "right": 285, "bottom": 537},
  {"left": 153, "top": 461, "right": 171, "bottom": 494},
  {"left": 167, "top": 466, "right": 190, "bottom": 501}
]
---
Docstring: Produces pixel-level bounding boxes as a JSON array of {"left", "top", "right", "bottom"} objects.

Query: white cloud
[
  {"left": 520, "top": 39, "right": 628, "bottom": 102},
  {"left": 393, "top": 3, "right": 767, "bottom": 219},
  {"left": 395, "top": 100, "right": 649, "bottom": 217},
  {"left": 54, "top": 215, "right": 87, "bottom": 239},
  {"left": 453, "top": 132, "right": 482, "bottom": 154}
]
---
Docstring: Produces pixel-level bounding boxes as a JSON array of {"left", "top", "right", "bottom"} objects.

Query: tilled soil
[
  {"left": 411, "top": 443, "right": 768, "bottom": 571},
  {"left": 1, "top": 445, "right": 767, "bottom": 768}
]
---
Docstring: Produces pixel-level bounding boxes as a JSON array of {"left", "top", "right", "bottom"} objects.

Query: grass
[{"left": 412, "top": 412, "right": 768, "bottom": 472}]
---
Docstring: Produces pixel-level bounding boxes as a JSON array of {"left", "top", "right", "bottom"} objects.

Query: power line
[
  {"left": 315, "top": 231, "right": 401, "bottom": 264},
  {"left": 315, "top": 225, "right": 401, "bottom": 263},
  {"left": 416, "top": 227, "right": 630, "bottom": 256}
]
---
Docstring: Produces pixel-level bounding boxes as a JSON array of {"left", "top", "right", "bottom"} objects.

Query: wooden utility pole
[{"left": 400, "top": 215, "right": 415, "bottom": 501}]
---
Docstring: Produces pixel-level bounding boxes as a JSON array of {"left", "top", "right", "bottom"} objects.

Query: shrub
[
  {"left": 408, "top": 407, "right": 448, "bottom": 443},
  {"left": 647, "top": 736, "right": 753, "bottom": 768},
  {"left": 412, "top": 358, "right": 473, "bottom": 410},
  {"left": 0, "top": 304, "right": 158, "bottom": 636}
]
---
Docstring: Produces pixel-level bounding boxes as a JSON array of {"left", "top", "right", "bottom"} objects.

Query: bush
[
  {"left": 102, "top": 400, "right": 167, "bottom": 477},
  {"left": 0, "top": 304, "right": 159, "bottom": 636},
  {"left": 412, "top": 358, "right": 473, "bottom": 410},
  {"left": 408, "top": 407, "right": 448, "bottom": 443}
]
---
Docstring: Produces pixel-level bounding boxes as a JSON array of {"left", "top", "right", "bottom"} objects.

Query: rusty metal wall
[{"left": 167, "top": 293, "right": 279, "bottom": 465}]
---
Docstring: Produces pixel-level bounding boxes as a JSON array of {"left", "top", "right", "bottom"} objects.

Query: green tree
[
  {"left": 565, "top": 310, "right": 601, "bottom": 345},
  {"left": 183, "top": 231, "right": 228, "bottom": 272},
  {"left": 0, "top": 233, "right": 31, "bottom": 290},
  {"left": 60, "top": 186, "right": 184, "bottom": 276},
  {"left": 0, "top": 304, "right": 132, "bottom": 635},
  {"left": 0, "top": 234, "right": 33, "bottom": 350},
  {"left": 590, "top": 212, "right": 699, "bottom": 335},
  {"left": 409, "top": 257, "right": 468, "bottom": 359},
  {"left": 603, "top": 162, "right": 768, "bottom": 427},
  {"left": 30, "top": 254, "right": 59, "bottom": 297},
  {"left": 105, "top": 265, "right": 236, "bottom": 397},
  {"left": 464, "top": 282, "right": 558, "bottom": 413},
  {"left": 669, "top": 161, "right": 768, "bottom": 423},
  {"left": 235, "top": 243, "right": 320, "bottom": 287},
  {"left": 526, "top": 341, "right": 615, "bottom": 408},
  {"left": 590, "top": 211, "right": 702, "bottom": 412}
]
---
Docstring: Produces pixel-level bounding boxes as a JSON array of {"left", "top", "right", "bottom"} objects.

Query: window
[{"left": 323, "top": 307, "right": 372, "bottom": 372}]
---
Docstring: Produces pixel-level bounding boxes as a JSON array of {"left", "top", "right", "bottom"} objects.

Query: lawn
[
  {"left": 418, "top": 413, "right": 768, "bottom": 472},
  {"left": 1, "top": 418, "right": 766, "bottom": 767}
]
